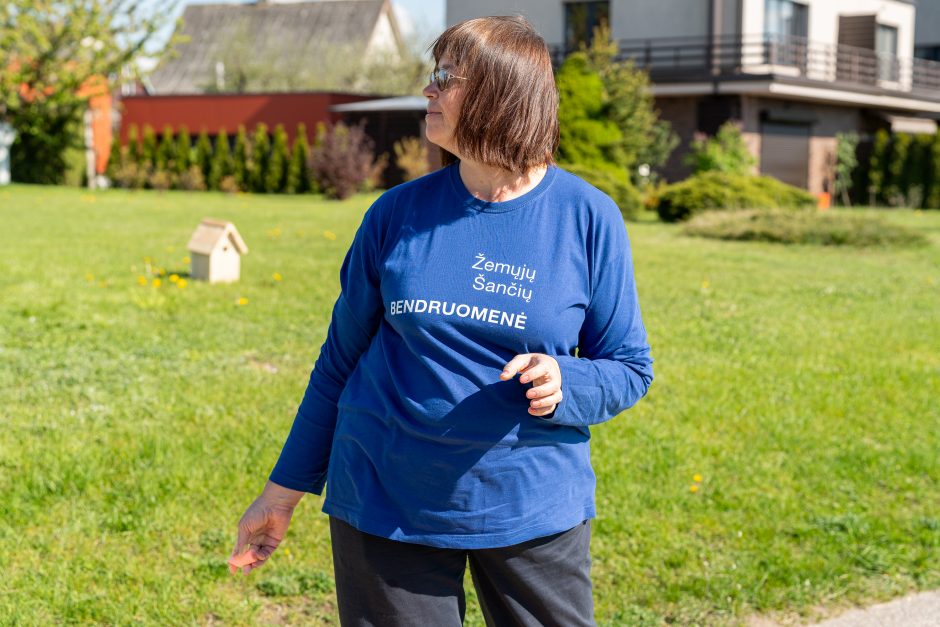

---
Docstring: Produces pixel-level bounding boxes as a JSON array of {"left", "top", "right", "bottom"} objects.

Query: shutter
[{"left": 760, "top": 122, "right": 810, "bottom": 189}]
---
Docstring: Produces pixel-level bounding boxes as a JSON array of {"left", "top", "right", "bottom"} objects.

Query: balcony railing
[{"left": 551, "top": 34, "right": 940, "bottom": 98}]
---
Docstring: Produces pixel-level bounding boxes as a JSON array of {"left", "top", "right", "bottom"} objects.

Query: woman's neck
[{"left": 457, "top": 159, "right": 548, "bottom": 203}]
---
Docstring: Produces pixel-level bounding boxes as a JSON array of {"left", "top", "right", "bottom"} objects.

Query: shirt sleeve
[
  {"left": 268, "top": 200, "right": 387, "bottom": 494},
  {"left": 545, "top": 204, "right": 653, "bottom": 427}
]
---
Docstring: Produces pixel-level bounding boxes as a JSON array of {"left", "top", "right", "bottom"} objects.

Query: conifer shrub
[
  {"left": 208, "top": 130, "right": 233, "bottom": 191},
  {"left": 105, "top": 137, "right": 124, "bottom": 182},
  {"left": 174, "top": 127, "right": 192, "bottom": 176},
  {"left": 126, "top": 124, "right": 143, "bottom": 166},
  {"left": 156, "top": 126, "right": 175, "bottom": 173},
  {"left": 141, "top": 125, "right": 158, "bottom": 170},
  {"left": 884, "top": 132, "right": 911, "bottom": 207},
  {"left": 194, "top": 130, "right": 214, "bottom": 183},
  {"left": 656, "top": 172, "right": 816, "bottom": 222},
  {"left": 286, "top": 124, "right": 312, "bottom": 194},
  {"left": 867, "top": 129, "right": 890, "bottom": 205},
  {"left": 927, "top": 132, "right": 940, "bottom": 209},
  {"left": 232, "top": 126, "right": 250, "bottom": 192},
  {"left": 564, "top": 163, "right": 643, "bottom": 220},
  {"left": 250, "top": 124, "right": 270, "bottom": 193},
  {"left": 308, "top": 121, "right": 380, "bottom": 200},
  {"left": 266, "top": 124, "right": 290, "bottom": 193}
]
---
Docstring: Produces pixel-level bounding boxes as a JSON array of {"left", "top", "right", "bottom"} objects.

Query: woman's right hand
[{"left": 229, "top": 481, "right": 305, "bottom": 575}]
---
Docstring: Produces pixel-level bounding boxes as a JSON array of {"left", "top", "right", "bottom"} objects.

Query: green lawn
[{"left": 1, "top": 184, "right": 938, "bottom": 626}]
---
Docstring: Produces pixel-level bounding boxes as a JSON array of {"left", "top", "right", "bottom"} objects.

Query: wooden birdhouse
[{"left": 187, "top": 219, "right": 248, "bottom": 283}]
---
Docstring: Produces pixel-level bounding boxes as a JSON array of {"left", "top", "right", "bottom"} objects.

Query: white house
[{"left": 447, "top": 0, "right": 940, "bottom": 193}]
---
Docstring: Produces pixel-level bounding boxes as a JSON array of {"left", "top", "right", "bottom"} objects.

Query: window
[
  {"left": 765, "top": 0, "right": 808, "bottom": 39},
  {"left": 876, "top": 24, "right": 899, "bottom": 81},
  {"left": 564, "top": 2, "right": 610, "bottom": 53},
  {"left": 764, "top": 0, "right": 809, "bottom": 69}
]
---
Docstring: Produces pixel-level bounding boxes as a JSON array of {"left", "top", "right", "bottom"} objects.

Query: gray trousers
[{"left": 329, "top": 517, "right": 595, "bottom": 627}]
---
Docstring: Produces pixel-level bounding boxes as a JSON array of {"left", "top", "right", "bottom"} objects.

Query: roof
[
  {"left": 150, "top": 0, "right": 393, "bottom": 95},
  {"left": 188, "top": 219, "right": 249, "bottom": 256},
  {"left": 330, "top": 96, "right": 428, "bottom": 112}
]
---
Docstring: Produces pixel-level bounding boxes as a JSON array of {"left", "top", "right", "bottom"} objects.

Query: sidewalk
[{"left": 809, "top": 590, "right": 940, "bottom": 627}]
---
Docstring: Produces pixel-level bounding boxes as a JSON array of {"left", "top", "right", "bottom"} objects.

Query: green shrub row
[
  {"left": 683, "top": 209, "right": 928, "bottom": 247},
  {"left": 860, "top": 129, "right": 940, "bottom": 208},
  {"left": 655, "top": 172, "right": 817, "bottom": 222}
]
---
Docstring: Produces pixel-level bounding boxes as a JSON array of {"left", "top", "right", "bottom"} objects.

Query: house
[
  {"left": 188, "top": 219, "right": 249, "bottom": 284},
  {"left": 914, "top": 0, "right": 940, "bottom": 61},
  {"left": 447, "top": 0, "right": 940, "bottom": 193},
  {"left": 149, "top": 0, "right": 406, "bottom": 95},
  {"left": 117, "top": 0, "right": 406, "bottom": 149}
]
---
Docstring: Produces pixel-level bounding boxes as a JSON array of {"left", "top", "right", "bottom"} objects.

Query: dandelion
[
  {"left": 268, "top": 227, "right": 282, "bottom": 239},
  {"left": 701, "top": 279, "right": 710, "bottom": 291},
  {"left": 177, "top": 279, "right": 188, "bottom": 289},
  {"left": 165, "top": 245, "right": 175, "bottom": 253},
  {"left": 152, "top": 278, "right": 162, "bottom": 288},
  {"left": 689, "top": 484, "right": 699, "bottom": 493},
  {"left": 237, "top": 297, "right": 248, "bottom": 306},
  {"left": 183, "top": 256, "right": 191, "bottom": 265},
  {"left": 137, "top": 276, "right": 147, "bottom": 286},
  {"left": 169, "top": 274, "right": 180, "bottom": 283},
  {"left": 272, "top": 272, "right": 282, "bottom": 282},
  {"left": 323, "top": 230, "right": 337, "bottom": 241},
  {"left": 98, "top": 280, "right": 108, "bottom": 288},
  {"left": 85, "top": 273, "right": 95, "bottom": 282},
  {"left": 693, "top": 474, "right": 703, "bottom": 483}
]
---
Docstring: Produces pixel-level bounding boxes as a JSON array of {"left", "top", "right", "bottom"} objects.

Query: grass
[{"left": 1, "top": 185, "right": 938, "bottom": 626}]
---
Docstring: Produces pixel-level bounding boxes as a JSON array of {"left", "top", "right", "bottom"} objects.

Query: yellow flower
[
  {"left": 323, "top": 230, "right": 337, "bottom": 241},
  {"left": 268, "top": 227, "right": 282, "bottom": 239},
  {"left": 689, "top": 484, "right": 699, "bottom": 493},
  {"left": 98, "top": 280, "right": 108, "bottom": 288},
  {"left": 165, "top": 245, "right": 175, "bottom": 253},
  {"left": 137, "top": 275, "right": 147, "bottom": 286},
  {"left": 183, "top": 256, "right": 191, "bottom": 264},
  {"left": 152, "top": 278, "right": 162, "bottom": 288},
  {"left": 701, "top": 279, "right": 710, "bottom": 291},
  {"left": 85, "top": 273, "right": 95, "bottom": 282},
  {"left": 237, "top": 297, "right": 248, "bottom": 306},
  {"left": 272, "top": 272, "right": 282, "bottom": 282},
  {"left": 169, "top": 274, "right": 180, "bottom": 283},
  {"left": 693, "top": 474, "right": 703, "bottom": 483},
  {"left": 177, "top": 279, "right": 188, "bottom": 289}
]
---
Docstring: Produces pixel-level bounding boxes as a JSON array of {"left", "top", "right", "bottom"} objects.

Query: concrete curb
[{"left": 809, "top": 590, "right": 940, "bottom": 627}]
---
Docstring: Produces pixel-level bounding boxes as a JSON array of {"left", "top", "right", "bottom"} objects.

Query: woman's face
[{"left": 423, "top": 54, "right": 465, "bottom": 156}]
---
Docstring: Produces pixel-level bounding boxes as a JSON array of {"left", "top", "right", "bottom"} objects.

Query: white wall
[
  {"left": 742, "top": 0, "right": 915, "bottom": 57},
  {"left": 446, "top": 0, "right": 710, "bottom": 47}
]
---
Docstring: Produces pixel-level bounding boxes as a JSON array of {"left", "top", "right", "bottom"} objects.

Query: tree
[
  {"left": 265, "top": 124, "right": 289, "bottom": 193},
  {"left": 884, "top": 132, "right": 911, "bottom": 207},
  {"left": 1, "top": 1, "right": 178, "bottom": 184},
  {"left": 581, "top": 23, "right": 677, "bottom": 178},
  {"left": 232, "top": 126, "right": 250, "bottom": 191},
  {"left": 194, "top": 129, "right": 213, "bottom": 182},
  {"left": 141, "top": 125, "right": 158, "bottom": 170},
  {"left": 174, "top": 126, "right": 192, "bottom": 175},
  {"left": 156, "top": 126, "right": 175, "bottom": 172},
  {"left": 556, "top": 53, "right": 622, "bottom": 175},
  {"left": 126, "top": 124, "right": 142, "bottom": 166},
  {"left": 926, "top": 132, "right": 940, "bottom": 209},
  {"left": 833, "top": 132, "right": 859, "bottom": 206},
  {"left": 286, "top": 124, "right": 311, "bottom": 194},
  {"left": 250, "top": 123, "right": 270, "bottom": 193},
  {"left": 208, "top": 129, "right": 232, "bottom": 191},
  {"left": 867, "top": 129, "right": 890, "bottom": 205},
  {"left": 105, "top": 134, "right": 124, "bottom": 181}
]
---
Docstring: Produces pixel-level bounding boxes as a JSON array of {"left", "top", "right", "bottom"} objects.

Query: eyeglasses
[{"left": 428, "top": 68, "right": 467, "bottom": 91}]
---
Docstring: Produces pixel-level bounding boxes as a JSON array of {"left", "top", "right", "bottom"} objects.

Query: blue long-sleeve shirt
[{"left": 270, "top": 163, "right": 653, "bottom": 549}]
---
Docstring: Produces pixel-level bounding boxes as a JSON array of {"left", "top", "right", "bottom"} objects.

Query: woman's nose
[{"left": 423, "top": 81, "right": 438, "bottom": 98}]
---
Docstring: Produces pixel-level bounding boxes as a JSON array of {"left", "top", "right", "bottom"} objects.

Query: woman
[{"left": 230, "top": 16, "right": 653, "bottom": 626}]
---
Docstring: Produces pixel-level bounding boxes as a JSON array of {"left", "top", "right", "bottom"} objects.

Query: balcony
[{"left": 551, "top": 34, "right": 940, "bottom": 102}]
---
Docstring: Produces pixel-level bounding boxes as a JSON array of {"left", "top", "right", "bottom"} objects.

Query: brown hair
[{"left": 430, "top": 16, "right": 559, "bottom": 173}]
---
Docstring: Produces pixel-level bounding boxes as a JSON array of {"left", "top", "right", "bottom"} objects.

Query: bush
[
  {"left": 308, "top": 121, "right": 380, "bottom": 200},
  {"left": 219, "top": 175, "right": 240, "bottom": 194},
  {"left": 249, "top": 123, "right": 270, "bottom": 193},
  {"left": 266, "top": 124, "right": 289, "bottom": 193},
  {"left": 177, "top": 165, "right": 206, "bottom": 192},
  {"left": 286, "top": 124, "right": 312, "bottom": 194},
  {"left": 563, "top": 163, "right": 644, "bottom": 220},
  {"left": 194, "top": 130, "right": 213, "bottom": 184},
  {"left": 656, "top": 172, "right": 816, "bottom": 222},
  {"left": 232, "top": 126, "right": 250, "bottom": 192},
  {"left": 111, "top": 162, "right": 148, "bottom": 189},
  {"left": 683, "top": 209, "right": 928, "bottom": 247},
  {"left": 174, "top": 127, "right": 192, "bottom": 176},
  {"left": 148, "top": 169, "right": 174, "bottom": 191},
  {"left": 684, "top": 121, "right": 756, "bottom": 175},
  {"left": 393, "top": 136, "right": 429, "bottom": 182},
  {"left": 208, "top": 130, "right": 232, "bottom": 191},
  {"left": 868, "top": 129, "right": 890, "bottom": 205}
]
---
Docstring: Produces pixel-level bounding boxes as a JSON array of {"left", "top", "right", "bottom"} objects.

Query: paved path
[{"left": 808, "top": 590, "right": 940, "bottom": 627}]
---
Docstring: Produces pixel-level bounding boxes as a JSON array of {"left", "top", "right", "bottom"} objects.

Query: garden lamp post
[{"left": 0, "top": 122, "right": 15, "bottom": 186}]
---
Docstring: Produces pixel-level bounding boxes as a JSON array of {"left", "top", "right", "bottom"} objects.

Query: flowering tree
[{"left": 0, "top": 1, "right": 177, "bottom": 184}]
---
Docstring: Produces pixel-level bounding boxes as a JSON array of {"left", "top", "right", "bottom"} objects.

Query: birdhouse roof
[{"left": 188, "top": 219, "right": 249, "bottom": 256}]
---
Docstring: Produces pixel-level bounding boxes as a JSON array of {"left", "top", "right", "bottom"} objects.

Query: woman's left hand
[{"left": 500, "top": 353, "right": 563, "bottom": 417}]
